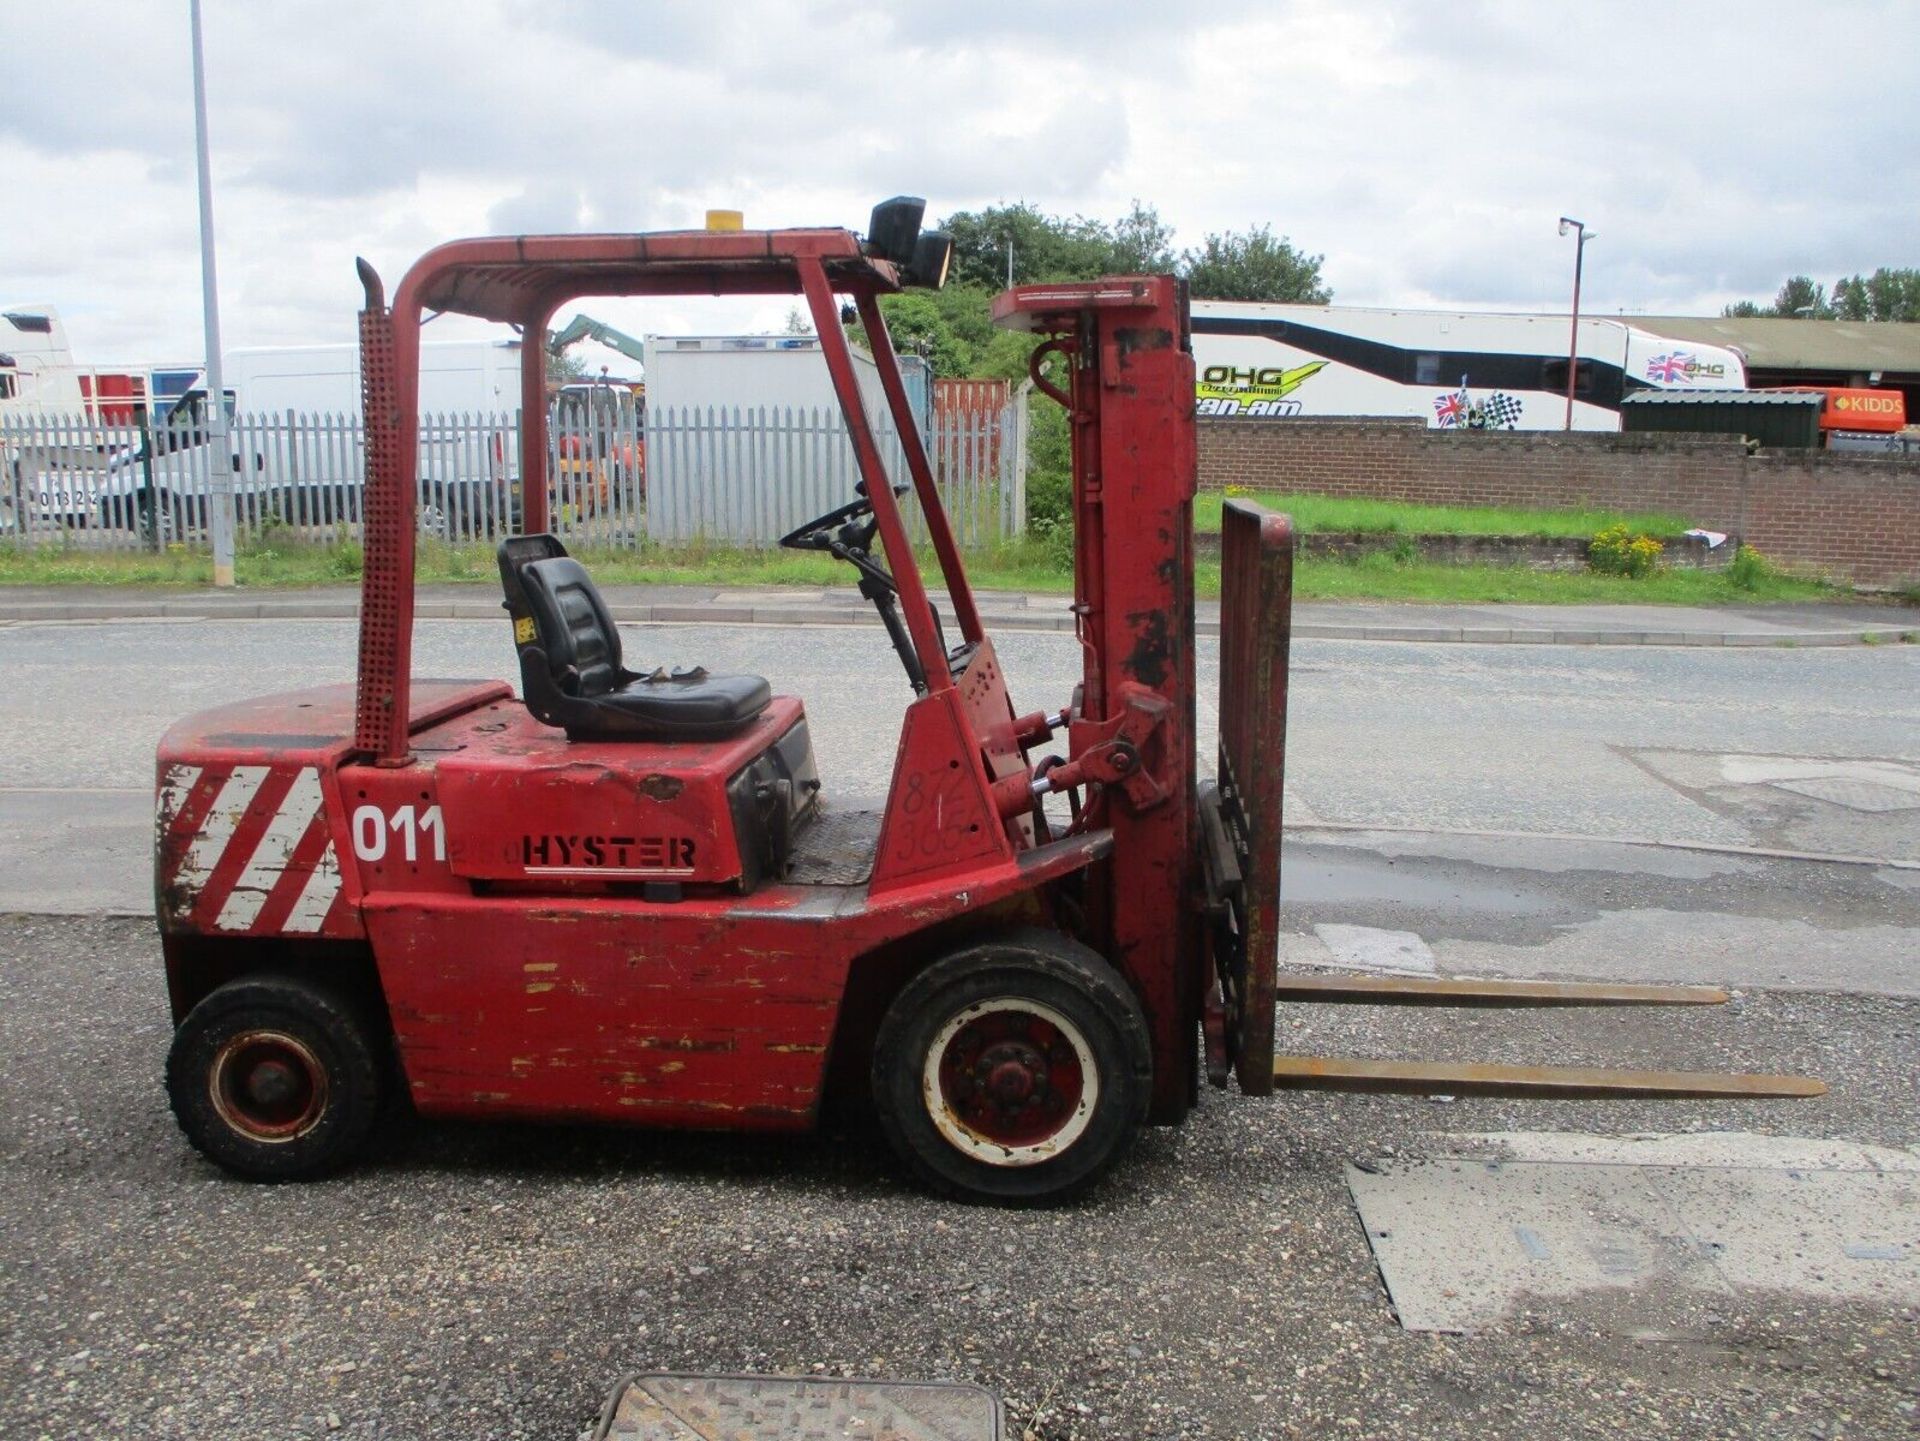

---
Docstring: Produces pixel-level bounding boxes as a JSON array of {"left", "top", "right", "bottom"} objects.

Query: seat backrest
[
  {"left": 518, "top": 557, "right": 623, "bottom": 695},
  {"left": 498, "top": 534, "right": 624, "bottom": 699}
]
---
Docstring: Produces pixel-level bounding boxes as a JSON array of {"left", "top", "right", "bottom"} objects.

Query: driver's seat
[{"left": 497, "top": 535, "right": 771, "bottom": 741}]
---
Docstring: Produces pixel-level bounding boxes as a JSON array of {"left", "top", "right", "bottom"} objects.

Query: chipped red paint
[
  {"left": 427, "top": 697, "right": 808, "bottom": 890},
  {"left": 368, "top": 833, "right": 1109, "bottom": 1125}
]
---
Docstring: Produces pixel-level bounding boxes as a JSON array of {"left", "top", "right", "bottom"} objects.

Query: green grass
[
  {"left": 1283, "top": 552, "right": 1837, "bottom": 604},
  {"left": 0, "top": 534, "right": 1080, "bottom": 596},
  {"left": 0, "top": 531, "right": 1851, "bottom": 607},
  {"left": 1195, "top": 491, "right": 1694, "bottom": 538}
]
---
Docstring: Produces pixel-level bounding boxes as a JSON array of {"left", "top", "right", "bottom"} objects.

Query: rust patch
[
  {"left": 1123, "top": 607, "right": 1173, "bottom": 688},
  {"left": 636, "top": 774, "right": 685, "bottom": 801},
  {"left": 637, "top": 1036, "right": 737, "bottom": 1053},
  {"left": 1114, "top": 325, "right": 1174, "bottom": 360}
]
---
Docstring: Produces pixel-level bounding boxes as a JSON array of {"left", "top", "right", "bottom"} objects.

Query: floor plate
[
  {"left": 1346, "top": 1131, "right": 1920, "bottom": 1332},
  {"left": 597, "top": 1373, "right": 1003, "bottom": 1441}
]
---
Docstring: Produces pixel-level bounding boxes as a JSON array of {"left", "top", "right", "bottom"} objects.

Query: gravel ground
[{"left": 2, "top": 913, "right": 1915, "bottom": 1441}]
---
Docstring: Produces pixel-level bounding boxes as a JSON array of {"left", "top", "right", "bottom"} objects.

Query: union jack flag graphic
[
  {"left": 1434, "top": 390, "right": 1467, "bottom": 427},
  {"left": 1646, "top": 351, "right": 1694, "bottom": 384}
]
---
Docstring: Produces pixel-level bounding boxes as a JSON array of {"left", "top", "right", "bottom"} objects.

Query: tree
[
  {"left": 1723, "top": 269, "right": 1920, "bottom": 320},
  {"left": 1771, "top": 275, "right": 1833, "bottom": 319},
  {"left": 1833, "top": 268, "right": 1920, "bottom": 322},
  {"left": 1108, "top": 200, "right": 1177, "bottom": 274},
  {"left": 938, "top": 201, "right": 1178, "bottom": 290},
  {"left": 1181, "top": 225, "right": 1330, "bottom": 303},
  {"left": 547, "top": 346, "right": 588, "bottom": 382}
]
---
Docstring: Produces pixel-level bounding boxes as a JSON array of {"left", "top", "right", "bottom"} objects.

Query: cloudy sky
[{"left": 4, "top": 0, "right": 1915, "bottom": 367}]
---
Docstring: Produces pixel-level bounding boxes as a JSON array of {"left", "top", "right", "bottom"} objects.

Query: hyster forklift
[{"left": 154, "top": 200, "right": 1820, "bottom": 1204}]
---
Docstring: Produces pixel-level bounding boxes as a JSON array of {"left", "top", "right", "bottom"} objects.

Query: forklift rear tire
[
  {"left": 166, "top": 974, "right": 384, "bottom": 1182},
  {"left": 871, "top": 931, "right": 1151, "bottom": 1204}
]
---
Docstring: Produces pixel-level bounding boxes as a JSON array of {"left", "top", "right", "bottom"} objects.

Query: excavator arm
[{"left": 547, "top": 313, "right": 648, "bottom": 367}]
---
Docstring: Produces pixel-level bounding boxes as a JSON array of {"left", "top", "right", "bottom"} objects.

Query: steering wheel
[
  {"left": 778, "top": 482, "right": 906, "bottom": 558},
  {"left": 780, "top": 483, "right": 930, "bottom": 693}
]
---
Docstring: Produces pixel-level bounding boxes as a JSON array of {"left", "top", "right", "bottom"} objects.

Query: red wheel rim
[
  {"left": 208, "top": 1029, "right": 328, "bottom": 1142},
  {"left": 925, "top": 998, "right": 1097, "bottom": 1164}
]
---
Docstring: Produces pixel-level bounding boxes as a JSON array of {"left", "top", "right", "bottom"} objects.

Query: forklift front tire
[
  {"left": 871, "top": 932, "right": 1151, "bottom": 1204},
  {"left": 166, "top": 974, "right": 384, "bottom": 1182}
]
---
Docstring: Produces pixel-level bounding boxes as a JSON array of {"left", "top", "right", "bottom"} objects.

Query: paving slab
[{"left": 1347, "top": 1131, "right": 1920, "bottom": 1332}]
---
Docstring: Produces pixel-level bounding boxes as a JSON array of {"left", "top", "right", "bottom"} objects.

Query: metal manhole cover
[{"left": 595, "top": 1373, "right": 1004, "bottom": 1441}]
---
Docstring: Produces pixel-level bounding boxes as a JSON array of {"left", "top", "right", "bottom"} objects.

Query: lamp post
[
  {"left": 1557, "top": 217, "right": 1593, "bottom": 431},
  {"left": 190, "top": 0, "right": 234, "bottom": 585}
]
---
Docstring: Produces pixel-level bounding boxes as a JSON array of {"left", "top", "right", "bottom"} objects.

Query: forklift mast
[{"left": 991, "top": 277, "right": 1204, "bottom": 1123}]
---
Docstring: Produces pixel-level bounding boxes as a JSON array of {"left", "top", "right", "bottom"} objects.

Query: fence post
[{"left": 1008, "top": 380, "right": 1032, "bottom": 538}]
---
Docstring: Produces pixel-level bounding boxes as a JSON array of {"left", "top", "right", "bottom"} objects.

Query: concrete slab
[
  {"left": 1308, "top": 923, "right": 1437, "bottom": 974},
  {"left": 1721, "top": 755, "right": 1920, "bottom": 813},
  {"left": 1347, "top": 1131, "right": 1920, "bottom": 1332}
]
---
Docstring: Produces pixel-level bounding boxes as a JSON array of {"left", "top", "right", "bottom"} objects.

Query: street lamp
[
  {"left": 1557, "top": 216, "right": 1594, "bottom": 431},
  {"left": 190, "top": 0, "right": 235, "bottom": 585}
]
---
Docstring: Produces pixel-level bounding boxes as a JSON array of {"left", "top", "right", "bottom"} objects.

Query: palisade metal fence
[{"left": 0, "top": 398, "right": 1025, "bottom": 553}]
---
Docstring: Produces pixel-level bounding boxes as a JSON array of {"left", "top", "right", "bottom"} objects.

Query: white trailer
[
  {"left": 1189, "top": 302, "right": 1747, "bottom": 431},
  {"left": 203, "top": 338, "right": 525, "bottom": 417},
  {"left": 0, "top": 306, "right": 85, "bottom": 416},
  {"left": 641, "top": 333, "right": 929, "bottom": 428}
]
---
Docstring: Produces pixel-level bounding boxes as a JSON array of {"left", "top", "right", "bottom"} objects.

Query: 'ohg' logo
[{"left": 1203, "top": 365, "right": 1295, "bottom": 387}]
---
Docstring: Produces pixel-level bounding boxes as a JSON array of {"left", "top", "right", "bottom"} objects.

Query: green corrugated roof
[
  {"left": 1620, "top": 389, "right": 1823, "bottom": 406},
  {"left": 1634, "top": 316, "right": 1920, "bottom": 373}
]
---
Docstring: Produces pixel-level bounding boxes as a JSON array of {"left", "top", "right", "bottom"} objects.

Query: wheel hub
[
  {"left": 978, "top": 1041, "right": 1048, "bottom": 1105},
  {"left": 209, "top": 1030, "right": 328, "bottom": 1143},
  {"left": 245, "top": 1058, "right": 300, "bottom": 1108},
  {"left": 926, "top": 998, "right": 1098, "bottom": 1164}
]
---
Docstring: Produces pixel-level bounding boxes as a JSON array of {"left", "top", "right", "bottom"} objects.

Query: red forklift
[{"left": 154, "top": 200, "right": 1820, "bottom": 1204}]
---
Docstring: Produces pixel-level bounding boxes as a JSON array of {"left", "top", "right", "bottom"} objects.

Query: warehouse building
[{"left": 1634, "top": 315, "right": 1920, "bottom": 419}]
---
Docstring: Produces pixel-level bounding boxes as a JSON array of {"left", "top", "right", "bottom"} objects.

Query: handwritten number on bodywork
[
  {"left": 351, "top": 804, "right": 446, "bottom": 864},
  {"left": 892, "top": 767, "right": 976, "bottom": 863}
]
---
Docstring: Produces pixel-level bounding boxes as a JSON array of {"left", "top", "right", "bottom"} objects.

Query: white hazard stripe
[
  {"left": 215, "top": 769, "right": 325, "bottom": 932},
  {"left": 282, "top": 842, "right": 342, "bottom": 934},
  {"left": 174, "top": 765, "right": 269, "bottom": 902},
  {"left": 156, "top": 763, "right": 202, "bottom": 839}
]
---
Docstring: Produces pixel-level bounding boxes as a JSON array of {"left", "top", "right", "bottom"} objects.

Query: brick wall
[{"left": 1196, "top": 419, "right": 1920, "bottom": 585}]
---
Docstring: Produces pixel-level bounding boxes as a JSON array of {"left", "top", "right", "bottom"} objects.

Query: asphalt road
[
  {"left": 2, "top": 616, "right": 1917, "bottom": 1439},
  {"left": 2, "top": 615, "right": 1918, "bottom": 905}
]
